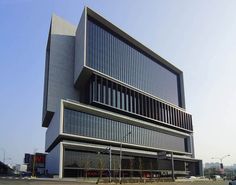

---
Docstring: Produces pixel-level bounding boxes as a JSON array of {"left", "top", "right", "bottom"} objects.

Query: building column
[{"left": 59, "top": 143, "right": 63, "bottom": 178}]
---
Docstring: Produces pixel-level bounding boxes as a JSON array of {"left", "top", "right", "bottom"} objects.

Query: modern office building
[{"left": 42, "top": 7, "right": 202, "bottom": 178}]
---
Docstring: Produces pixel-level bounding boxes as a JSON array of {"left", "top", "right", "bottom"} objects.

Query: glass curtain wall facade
[
  {"left": 86, "top": 16, "right": 181, "bottom": 107},
  {"left": 63, "top": 108, "right": 187, "bottom": 152},
  {"left": 64, "top": 149, "right": 194, "bottom": 178},
  {"left": 43, "top": 7, "right": 202, "bottom": 179}
]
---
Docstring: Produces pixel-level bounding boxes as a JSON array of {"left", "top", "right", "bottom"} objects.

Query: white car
[
  {"left": 188, "top": 176, "right": 197, "bottom": 180},
  {"left": 212, "top": 175, "right": 222, "bottom": 180}
]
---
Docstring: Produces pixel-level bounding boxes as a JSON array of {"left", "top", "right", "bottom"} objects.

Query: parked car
[
  {"left": 212, "top": 175, "right": 223, "bottom": 181},
  {"left": 229, "top": 180, "right": 236, "bottom": 185},
  {"left": 20, "top": 172, "right": 32, "bottom": 177},
  {"left": 188, "top": 176, "right": 197, "bottom": 180}
]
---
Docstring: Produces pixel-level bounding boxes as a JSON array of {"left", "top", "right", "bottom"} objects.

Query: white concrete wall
[
  {"left": 43, "top": 14, "right": 80, "bottom": 126},
  {"left": 45, "top": 143, "right": 60, "bottom": 175},
  {"left": 74, "top": 8, "right": 86, "bottom": 85},
  {"left": 45, "top": 103, "right": 60, "bottom": 151}
]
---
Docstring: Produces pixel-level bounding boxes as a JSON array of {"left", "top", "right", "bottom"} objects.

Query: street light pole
[
  {"left": 211, "top": 154, "right": 230, "bottom": 174},
  {"left": 5, "top": 157, "right": 12, "bottom": 167},
  {"left": 220, "top": 155, "right": 230, "bottom": 164},
  {"left": 171, "top": 152, "right": 175, "bottom": 182},
  {"left": 119, "top": 142, "right": 122, "bottom": 183},
  {"left": 119, "top": 131, "right": 131, "bottom": 184},
  {"left": 109, "top": 146, "right": 112, "bottom": 183},
  {"left": 98, "top": 146, "right": 112, "bottom": 182},
  {"left": 0, "top": 148, "right": 6, "bottom": 164},
  {"left": 212, "top": 154, "right": 230, "bottom": 164}
]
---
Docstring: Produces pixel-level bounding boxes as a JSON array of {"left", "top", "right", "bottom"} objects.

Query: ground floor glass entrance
[{"left": 63, "top": 149, "right": 201, "bottom": 178}]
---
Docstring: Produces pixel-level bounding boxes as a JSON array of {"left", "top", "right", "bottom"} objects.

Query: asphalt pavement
[{"left": 0, "top": 177, "right": 231, "bottom": 185}]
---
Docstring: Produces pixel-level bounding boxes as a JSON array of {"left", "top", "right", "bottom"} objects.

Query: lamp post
[
  {"left": 0, "top": 148, "right": 6, "bottom": 164},
  {"left": 5, "top": 157, "right": 12, "bottom": 168},
  {"left": 108, "top": 146, "right": 112, "bottom": 183},
  {"left": 211, "top": 154, "right": 230, "bottom": 174},
  {"left": 119, "top": 131, "right": 131, "bottom": 184},
  {"left": 97, "top": 146, "right": 112, "bottom": 182}
]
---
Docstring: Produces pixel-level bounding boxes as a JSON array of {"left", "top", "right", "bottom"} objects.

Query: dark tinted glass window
[
  {"left": 87, "top": 18, "right": 180, "bottom": 106},
  {"left": 63, "top": 108, "right": 187, "bottom": 152}
]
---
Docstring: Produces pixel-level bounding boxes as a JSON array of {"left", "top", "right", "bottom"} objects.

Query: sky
[{"left": 0, "top": 0, "right": 236, "bottom": 166}]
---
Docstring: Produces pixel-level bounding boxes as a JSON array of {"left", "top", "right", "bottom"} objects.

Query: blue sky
[{"left": 0, "top": 0, "right": 236, "bottom": 166}]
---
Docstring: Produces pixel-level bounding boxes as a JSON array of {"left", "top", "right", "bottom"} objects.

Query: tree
[
  {"left": 96, "top": 155, "right": 105, "bottom": 184},
  {"left": 83, "top": 157, "right": 91, "bottom": 179},
  {"left": 138, "top": 158, "right": 143, "bottom": 181},
  {"left": 150, "top": 160, "right": 153, "bottom": 180},
  {"left": 112, "top": 157, "right": 119, "bottom": 180},
  {"left": 129, "top": 158, "right": 134, "bottom": 178}
]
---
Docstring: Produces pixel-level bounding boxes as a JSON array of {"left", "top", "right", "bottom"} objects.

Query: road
[{"left": 0, "top": 178, "right": 230, "bottom": 185}]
